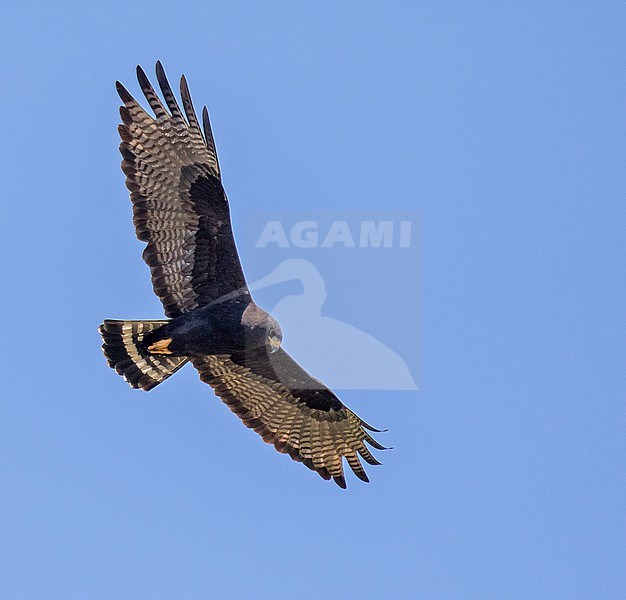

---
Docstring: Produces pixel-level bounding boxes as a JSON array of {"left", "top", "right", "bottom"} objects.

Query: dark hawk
[{"left": 99, "top": 62, "right": 386, "bottom": 488}]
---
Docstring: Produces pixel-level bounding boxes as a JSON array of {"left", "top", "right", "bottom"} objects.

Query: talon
[{"left": 148, "top": 338, "right": 173, "bottom": 355}]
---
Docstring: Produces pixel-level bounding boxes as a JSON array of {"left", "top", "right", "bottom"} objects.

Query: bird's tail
[{"left": 99, "top": 319, "right": 189, "bottom": 391}]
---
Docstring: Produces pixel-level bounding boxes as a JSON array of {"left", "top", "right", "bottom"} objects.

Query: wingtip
[
  {"left": 179, "top": 75, "right": 193, "bottom": 109},
  {"left": 155, "top": 60, "right": 166, "bottom": 81},
  {"left": 359, "top": 448, "right": 383, "bottom": 466},
  {"left": 317, "top": 467, "right": 332, "bottom": 481},
  {"left": 115, "top": 81, "right": 132, "bottom": 103},
  {"left": 361, "top": 420, "right": 387, "bottom": 433},
  {"left": 333, "top": 475, "right": 347, "bottom": 489},
  {"left": 357, "top": 472, "right": 371, "bottom": 484},
  {"left": 202, "top": 106, "right": 214, "bottom": 138}
]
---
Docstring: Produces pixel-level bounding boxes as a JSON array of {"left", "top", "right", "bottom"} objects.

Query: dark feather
[
  {"left": 202, "top": 106, "right": 220, "bottom": 177},
  {"left": 136, "top": 65, "right": 167, "bottom": 119},
  {"left": 155, "top": 61, "right": 184, "bottom": 119},
  {"left": 180, "top": 75, "right": 201, "bottom": 133}
]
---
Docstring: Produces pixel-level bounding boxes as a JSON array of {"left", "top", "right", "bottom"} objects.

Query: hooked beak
[{"left": 269, "top": 336, "right": 281, "bottom": 353}]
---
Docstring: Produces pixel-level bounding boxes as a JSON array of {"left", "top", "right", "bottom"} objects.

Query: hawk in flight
[{"left": 99, "top": 63, "right": 386, "bottom": 487}]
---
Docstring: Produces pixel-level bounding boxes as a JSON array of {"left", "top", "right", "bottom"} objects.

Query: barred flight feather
[
  {"left": 192, "top": 347, "right": 386, "bottom": 488},
  {"left": 116, "top": 63, "right": 247, "bottom": 318}
]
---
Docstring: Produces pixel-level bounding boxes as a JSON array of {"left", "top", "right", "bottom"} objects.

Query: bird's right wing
[
  {"left": 117, "top": 62, "right": 249, "bottom": 318},
  {"left": 192, "top": 347, "right": 387, "bottom": 488}
]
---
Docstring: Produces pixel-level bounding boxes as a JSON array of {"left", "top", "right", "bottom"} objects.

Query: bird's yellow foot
[{"left": 147, "top": 338, "right": 173, "bottom": 355}]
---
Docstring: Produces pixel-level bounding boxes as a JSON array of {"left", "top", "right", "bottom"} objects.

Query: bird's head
[{"left": 242, "top": 304, "right": 283, "bottom": 353}]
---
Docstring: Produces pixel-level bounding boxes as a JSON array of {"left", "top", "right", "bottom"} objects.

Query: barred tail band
[{"left": 99, "top": 319, "right": 188, "bottom": 391}]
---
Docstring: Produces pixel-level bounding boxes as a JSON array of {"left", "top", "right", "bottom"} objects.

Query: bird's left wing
[
  {"left": 192, "top": 348, "right": 386, "bottom": 488},
  {"left": 117, "top": 62, "right": 249, "bottom": 317}
]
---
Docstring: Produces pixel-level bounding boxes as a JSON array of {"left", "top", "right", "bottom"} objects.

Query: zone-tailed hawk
[{"left": 99, "top": 62, "right": 386, "bottom": 488}]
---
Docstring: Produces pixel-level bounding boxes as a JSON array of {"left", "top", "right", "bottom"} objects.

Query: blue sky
[{"left": 1, "top": 2, "right": 625, "bottom": 598}]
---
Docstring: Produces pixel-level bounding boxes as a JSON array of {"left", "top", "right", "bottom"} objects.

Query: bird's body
[
  {"left": 142, "top": 297, "right": 276, "bottom": 357},
  {"left": 99, "top": 62, "right": 386, "bottom": 487}
]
